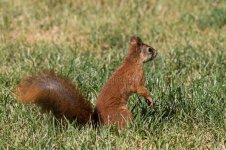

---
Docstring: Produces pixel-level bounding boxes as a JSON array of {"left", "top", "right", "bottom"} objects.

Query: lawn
[{"left": 0, "top": 0, "right": 225, "bottom": 149}]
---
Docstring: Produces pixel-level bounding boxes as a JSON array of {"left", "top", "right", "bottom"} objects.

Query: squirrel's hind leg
[{"left": 103, "top": 109, "right": 132, "bottom": 129}]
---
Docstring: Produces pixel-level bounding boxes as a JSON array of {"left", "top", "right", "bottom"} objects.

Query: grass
[{"left": 0, "top": 0, "right": 226, "bottom": 149}]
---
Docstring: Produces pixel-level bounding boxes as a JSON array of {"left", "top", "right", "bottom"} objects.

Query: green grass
[{"left": 0, "top": 0, "right": 226, "bottom": 149}]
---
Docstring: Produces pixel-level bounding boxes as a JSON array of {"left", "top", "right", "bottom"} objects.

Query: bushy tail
[{"left": 16, "top": 70, "right": 94, "bottom": 124}]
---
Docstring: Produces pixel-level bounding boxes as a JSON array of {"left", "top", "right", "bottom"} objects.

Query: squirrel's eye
[{"left": 148, "top": 47, "right": 152, "bottom": 53}]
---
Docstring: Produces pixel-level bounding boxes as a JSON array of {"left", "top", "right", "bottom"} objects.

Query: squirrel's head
[{"left": 128, "top": 36, "right": 157, "bottom": 63}]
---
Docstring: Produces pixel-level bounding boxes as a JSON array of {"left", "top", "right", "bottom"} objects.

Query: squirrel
[{"left": 16, "top": 36, "right": 157, "bottom": 129}]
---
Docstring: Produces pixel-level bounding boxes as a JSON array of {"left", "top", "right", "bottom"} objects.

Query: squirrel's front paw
[{"left": 146, "top": 97, "right": 154, "bottom": 109}]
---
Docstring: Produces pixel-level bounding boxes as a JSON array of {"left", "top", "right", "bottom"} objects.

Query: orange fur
[
  {"left": 16, "top": 70, "right": 93, "bottom": 124},
  {"left": 95, "top": 36, "right": 157, "bottom": 128}
]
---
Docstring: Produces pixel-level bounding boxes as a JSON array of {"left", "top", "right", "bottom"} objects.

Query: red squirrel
[{"left": 16, "top": 36, "right": 157, "bottom": 129}]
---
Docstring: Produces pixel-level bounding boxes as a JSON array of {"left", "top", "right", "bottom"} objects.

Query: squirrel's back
[{"left": 16, "top": 70, "right": 93, "bottom": 124}]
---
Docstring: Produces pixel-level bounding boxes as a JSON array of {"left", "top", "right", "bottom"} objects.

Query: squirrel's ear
[{"left": 129, "top": 36, "right": 142, "bottom": 46}]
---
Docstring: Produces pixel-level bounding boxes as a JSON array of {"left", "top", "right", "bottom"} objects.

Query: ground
[{"left": 0, "top": 0, "right": 225, "bottom": 149}]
